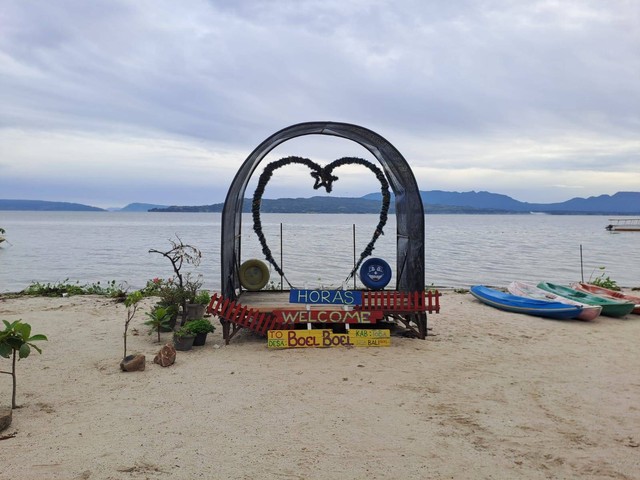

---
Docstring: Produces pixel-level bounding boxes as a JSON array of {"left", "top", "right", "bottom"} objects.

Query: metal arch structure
[{"left": 221, "top": 121, "right": 425, "bottom": 299}]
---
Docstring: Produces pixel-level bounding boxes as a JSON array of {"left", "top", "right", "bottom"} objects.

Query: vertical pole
[
  {"left": 352, "top": 224, "right": 357, "bottom": 290},
  {"left": 280, "top": 223, "right": 284, "bottom": 291},
  {"left": 580, "top": 244, "right": 584, "bottom": 283}
]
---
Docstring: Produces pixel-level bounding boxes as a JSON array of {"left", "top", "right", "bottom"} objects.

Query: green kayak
[{"left": 537, "top": 282, "right": 635, "bottom": 318}]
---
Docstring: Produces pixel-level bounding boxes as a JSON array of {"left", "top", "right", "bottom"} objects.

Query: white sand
[{"left": 1, "top": 292, "right": 639, "bottom": 480}]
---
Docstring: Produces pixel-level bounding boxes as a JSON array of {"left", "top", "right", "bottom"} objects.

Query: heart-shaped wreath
[{"left": 252, "top": 156, "right": 391, "bottom": 287}]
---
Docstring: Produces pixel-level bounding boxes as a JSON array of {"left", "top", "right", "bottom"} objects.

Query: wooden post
[{"left": 352, "top": 224, "right": 357, "bottom": 290}]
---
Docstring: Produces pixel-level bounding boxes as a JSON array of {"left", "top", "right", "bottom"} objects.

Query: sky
[{"left": 1, "top": 0, "right": 639, "bottom": 208}]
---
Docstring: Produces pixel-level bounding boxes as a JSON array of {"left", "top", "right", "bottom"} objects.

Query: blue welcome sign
[{"left": 289, "top": 289, "right": 363, "bottom": 306}]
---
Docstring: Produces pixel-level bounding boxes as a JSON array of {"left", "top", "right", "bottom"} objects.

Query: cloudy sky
[{"left": 1, "top": 0, "right": 638, "bottom": 208}]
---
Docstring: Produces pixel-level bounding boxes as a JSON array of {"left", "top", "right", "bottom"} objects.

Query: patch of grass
[{"left": 21, "top": 279, "right": 128, "bottom": 299}]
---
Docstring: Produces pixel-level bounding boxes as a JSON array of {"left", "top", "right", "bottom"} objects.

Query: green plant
[
  {"left": 184, "top": 274, "right": 204, "bottom": 304},
  {"left": 194, "top": 290, "right": 211, "bottom": 306},
  {"left": 149, "top": 237, "right": 202, "bottom": 326},
  {"left": 144, "top": 306, "right": 172, "bottom": 343},
  {"left": 185, "top": 318, "right": 215, "bottom": 335},
  {"left": 141, "top": 277, "right": 166, "bottom": 296},
  {"left": 589, "top": 267, "right": 620, "bottom": 291},
  {"left": 173, "top": 325, "right": 194, "bottom": 339},
  {"left": 123, "top": 291, "right": 143, "bottom": 359},
  {"left": 21, "top": 279, "right": 128, "bottom": 299},
  {"left": 0, "top": 320, "right": 47, "bottom": 409},
  {"left": 155, "top": 279, "right": 186, "bottom": 307}
]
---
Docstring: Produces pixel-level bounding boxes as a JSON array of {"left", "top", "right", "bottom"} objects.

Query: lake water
[{"left": 0, "top": 211, "right": 638, "bottom": 293}]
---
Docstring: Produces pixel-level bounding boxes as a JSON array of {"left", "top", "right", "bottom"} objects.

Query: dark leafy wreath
[{"left": 252, "top": 156, "right": 391, "bottom": 288}]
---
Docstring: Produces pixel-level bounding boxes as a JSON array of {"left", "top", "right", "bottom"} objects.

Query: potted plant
[
  {"left": 195, "top": 289, "right": 212, "bottom": 307},
  {"left": 185, "top": 289, "right": 211, "bottom": 321},
  {"left": 184, "top": 274, "right": 207, "bottom": 320},
  {"left": 173, "top": 326, "right": 195, "bottom": 351},
  {"left": 185, "top": 318, "right": 215, "bottom": 346}
]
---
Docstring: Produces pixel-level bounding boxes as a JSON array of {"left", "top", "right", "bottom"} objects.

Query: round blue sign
[{"left": 359, "top": 257, "right": 392, "bottom": 290}]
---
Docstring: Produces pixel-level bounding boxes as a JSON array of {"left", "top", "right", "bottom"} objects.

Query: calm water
[{"left": 0, "top": 211, "right": 638, "bottom": 293}]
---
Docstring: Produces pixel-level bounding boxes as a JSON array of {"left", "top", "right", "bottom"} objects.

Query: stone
[
  {"left": 120, "top": 354, "right": 146, "bottom": 372},
  {"left": 0, "top": 407, "right": 12, "bottom": 432},
  {"left": 153, "top": 343, "right": 176, "bottom": 367}
]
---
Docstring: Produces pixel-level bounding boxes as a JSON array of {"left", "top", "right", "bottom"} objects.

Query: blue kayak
[{"left": 470, "top": 285, "right": 583, "bottom": 319}]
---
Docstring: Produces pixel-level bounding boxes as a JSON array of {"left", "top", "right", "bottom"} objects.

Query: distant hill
[
  {"left": 529, "top": 192, "right": 640, "bottom": 214},
  {"left": 117, "top": 203, "right": 169, "bottom": 212},
  {"left": 0, "top": 199, "right": 104, "bottom": 211}
]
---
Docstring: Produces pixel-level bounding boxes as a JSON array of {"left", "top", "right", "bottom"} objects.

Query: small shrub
[
  {"left": 144, "top": 306, "right": 173, "bottom": 342},
  {"left": 0, "top": 320, "right": 47, "bottom": 409},
  {"left": 589, "top": 267, "right": 620, "bottom": 291},
  {"left": 174, "top": 325, "right": 194, "bottom": 339},
  {"left": 194, "top": 290, "right": 211, "bottom": 306},
  {"left": 122, "top": 291, "right": 143, "bottom": 359},
  {"left": 185, "top": 318, "right": 215, "bottom": 335}
]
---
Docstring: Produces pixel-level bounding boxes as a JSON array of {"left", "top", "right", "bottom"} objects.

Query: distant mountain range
[
  {"left": 152, "top": 191, "right": 640, "bottom": 215},
  {"left": 1, "top": 191, "right": 638, "bottom": 214}
]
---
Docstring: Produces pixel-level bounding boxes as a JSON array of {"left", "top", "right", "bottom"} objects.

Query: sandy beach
[{"left": 1, "top": 291, "right": 639, "bottom": 480}]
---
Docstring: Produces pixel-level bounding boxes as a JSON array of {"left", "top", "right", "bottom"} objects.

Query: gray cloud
[{"left": 1, "top": 0, "right": 638, "bottom": 206}]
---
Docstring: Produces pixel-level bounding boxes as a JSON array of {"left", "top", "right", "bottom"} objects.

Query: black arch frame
[{"left": 221, "top": 121, "right": 425, "bottom": 299}]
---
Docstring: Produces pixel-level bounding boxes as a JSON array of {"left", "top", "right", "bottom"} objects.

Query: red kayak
[{"left": 571, "top": 283, "right": 640, "bottom": 315}]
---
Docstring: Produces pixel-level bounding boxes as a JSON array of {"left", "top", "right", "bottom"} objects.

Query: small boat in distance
[
  {"left": 470, "top": 285, "right": 583, "bottom": 320},
  {"left": 537, "top": 282, "right": 635, "bottom": 318},
  {"left": 605, "top": 218, "right": 640, "bottom": 232},
  {"left": 571, "top": 283, "right": 640, "bottom": 315},
  {"left": 508, "top": 281, "right": 602, "bottom": 321}
]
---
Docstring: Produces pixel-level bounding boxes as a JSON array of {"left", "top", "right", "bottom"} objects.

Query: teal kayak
[{"left": 537, "top": 282, "right": 635, "bottom": 318}]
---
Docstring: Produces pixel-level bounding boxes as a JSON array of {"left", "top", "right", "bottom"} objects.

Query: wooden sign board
[
  {"left": 273, "top": 309, "right": 382, "bottom": 324},
  {"left": 289, "top": 289, "right": 363, "bottom": 306},
  {"left": 267, "top": 329, "right": 391, "bottom": 349}
]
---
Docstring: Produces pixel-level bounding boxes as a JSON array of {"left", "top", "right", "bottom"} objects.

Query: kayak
[
  {"left": 571, "top": 283, "right": 640, "bottom": 315},
  {"left": 508, "top": 281, "right": 602, "bottom": 321},
  {"left": 470, "top": 285, "right": 583, "bottom": 320},
  {"left": 537, "top": 282, "right": 635, "bottom": 318}
]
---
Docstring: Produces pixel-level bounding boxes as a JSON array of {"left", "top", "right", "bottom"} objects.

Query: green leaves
[
  {"left": 0, "top": 319, "right": 47, "bottom": 359},
  {"left": 589, "top": 266, "right": 620, "bottom": 291},
  {"left": 125, "top": 290, "right": 143, "bottom": 308},
  {"left": 144, "top": 306, "right": 172, "bottom": 335},
  {"left": 22, "top": 278, "right": 128, "bottom": 298},
  {"left": 1, "top": 319, "right": 47, "bottom": 409}
]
